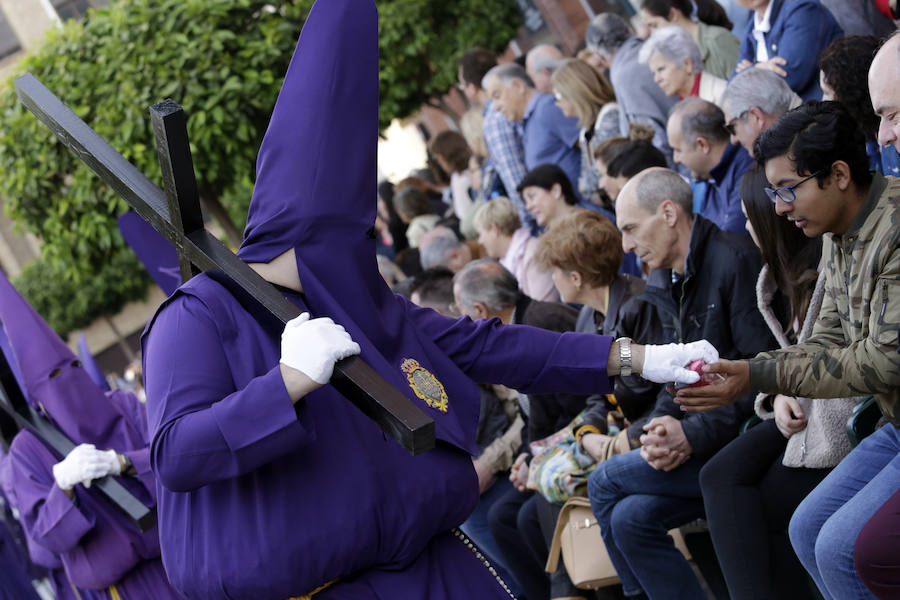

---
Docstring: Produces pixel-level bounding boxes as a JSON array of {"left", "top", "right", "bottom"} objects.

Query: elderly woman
[
  {"left": 639, "top": 25, "right": 728, "bottom": 108},
  {"left": 640, "top": 0, "right": 740, "bottom": 80},
  {"left": 550, "top": 58, "right": 623, "bottom": 206},
  {"left": 472, "top": 197, "right": 556, "bottom": 302}
]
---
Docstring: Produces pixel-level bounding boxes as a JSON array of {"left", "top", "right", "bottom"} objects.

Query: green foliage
[
  {"left": 0, "top": 0, "right": 520, "bottom": 334},
  {"left": 0, "top": 0, "right": 313, "bottom": 276},
  {"left": 13, "top": 248, "right": 150, "bottom": 337},
  {"left": 378, "top": 0, "right": 522, "bottom": 131}
]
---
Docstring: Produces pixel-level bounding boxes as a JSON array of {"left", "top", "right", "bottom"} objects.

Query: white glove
[
  {"left": 641, "top": 340, "right": 719, "bottom": 385},
  {"left": 52, "top": 444, "right": 121, "bottom": 491},
  {"left": 280, "top": 312, "right": 361, "bottom": 384}
]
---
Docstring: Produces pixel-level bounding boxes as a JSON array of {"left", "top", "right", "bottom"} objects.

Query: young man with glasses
[{"left": 675, "top": 100, "right": 900, "bottom": 598}]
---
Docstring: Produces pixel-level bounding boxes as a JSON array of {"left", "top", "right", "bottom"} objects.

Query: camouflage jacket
[{"left": 748, "top": 173, "right": 900, "bottom": 425}]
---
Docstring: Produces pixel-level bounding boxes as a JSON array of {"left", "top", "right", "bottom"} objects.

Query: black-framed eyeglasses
[
  {"left": 763, "top": 169, "right": 826, "bottom": 204},
  {"left": 724, "top": 110, "right": 748, "bottom": 136}
]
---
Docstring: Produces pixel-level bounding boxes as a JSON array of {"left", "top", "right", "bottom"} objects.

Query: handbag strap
[{"left": 545, "top": 496, "right": 592, "bottom": 573}]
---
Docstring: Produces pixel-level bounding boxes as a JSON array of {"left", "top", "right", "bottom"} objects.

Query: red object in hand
[{"left": 684, "top": 359, "right": 709, "bottom": 388}]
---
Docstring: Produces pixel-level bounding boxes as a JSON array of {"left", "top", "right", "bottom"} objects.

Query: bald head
[
  {"left": 619, "top": 167, "right": 693, "bottom": 216},
  {"left": 616, "top": 168, "right": 693, "bottom": 272},
  {"left": 869, "top": 33, "right": 900, "bottom": 153},
  {"left": 526, "top": 45, "right": 564, "bottom": 94}
]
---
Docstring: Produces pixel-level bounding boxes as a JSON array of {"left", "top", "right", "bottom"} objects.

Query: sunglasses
[{"left": 763, "top": 169, "right": 826, "bottom": 204}]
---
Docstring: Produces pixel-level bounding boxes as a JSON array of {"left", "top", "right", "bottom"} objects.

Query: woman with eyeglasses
[{"left": 698, "top": 166, "right": 860, "bottom": 600}]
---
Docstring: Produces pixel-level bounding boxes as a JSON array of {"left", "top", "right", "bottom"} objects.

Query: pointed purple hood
[
  {"left": 0, "top": 272, "right": 144, "bottom": 450},
  {"left": 117, "top": 211, "right": 181, "bottom": 296},
  {"left": 77, "top": 333, "right": 111, "bottom": 392},
  {"left": 236, "top": 0, "right": 480, "bottom": 454}
]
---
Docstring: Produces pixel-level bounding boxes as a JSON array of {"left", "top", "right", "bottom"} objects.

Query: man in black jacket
[{"left": 586, "top": 167, "right": 778, "bottom": 599}]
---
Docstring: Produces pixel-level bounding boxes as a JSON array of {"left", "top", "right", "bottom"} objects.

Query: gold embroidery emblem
[{"left": 401, "top": 358, "right": 449, "bottom": 413}]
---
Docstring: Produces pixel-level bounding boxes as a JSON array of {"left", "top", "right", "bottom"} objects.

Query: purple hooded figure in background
[
  {"left": 0, "top": 327, "right": 99, "bottom": 600},
  {"left": 0, "top": 270, "right": 184, "bottom": 599},
  {"left": 117, "top": 211, "right": 182, "bottom": 297},
  {"left": 141, "top": 0, "right": 716, "bottom": 598},
  {"left": 77, "top": 333, "right": 111, "bottom": 392}
]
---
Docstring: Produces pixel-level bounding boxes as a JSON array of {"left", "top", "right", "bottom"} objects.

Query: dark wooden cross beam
[
  {"left": 0, "top": 344, "right": 155, "bottom": 531},
  {"left": 14, "top": 74, "right": 435, "bottom": 456}
]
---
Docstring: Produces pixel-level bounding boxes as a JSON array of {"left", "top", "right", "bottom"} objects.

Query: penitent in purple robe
[
  {"left": 0, "top": 345, "right": 97, "bottom": 600},
  {"left": 0, "top": 273, "right": 183, "bottom": 599},
  {"left": 142, "top": 1, "right": 614, "bottom": 599},
  {"left": 0, "top": 448, "right": 41, "bottom": 600}
]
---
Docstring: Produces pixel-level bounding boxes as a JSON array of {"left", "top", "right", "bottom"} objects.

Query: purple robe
[
  {"left": 2, "top": 452, "right": 99, "bottom": 600},
  {"left": 0, "top": 272, "right": 183, "bottom": 599},
  {"left": 142, "top": 0, "right": 614, "bottom": 598},
  {"left": 0, "top": 449, "right": 40, "bottom": 600},
  {"left": 144, "top": 278, "right": 611, "bottom": 599},
  {"left": 0, "top": 517, "right": 39, "bottom": 600}
]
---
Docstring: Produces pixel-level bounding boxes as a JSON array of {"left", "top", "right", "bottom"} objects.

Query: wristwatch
[
  {"left": 616, "top": 337, "right": 633, "bottom": 376},
  {"left": 119, "top": 453, "right": 133, "bottom": 475}
]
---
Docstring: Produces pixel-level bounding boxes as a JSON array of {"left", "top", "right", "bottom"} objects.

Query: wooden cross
[
  {"left": 0, "top": 342, "right": 155, "bottom": 531},
  {"left": 13, "top": 74, "right": 435, "bottom": 456}
]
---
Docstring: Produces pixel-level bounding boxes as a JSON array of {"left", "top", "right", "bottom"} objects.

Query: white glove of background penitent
[{"left": 52, "top": 443, "right": 121, "bottom": 491}]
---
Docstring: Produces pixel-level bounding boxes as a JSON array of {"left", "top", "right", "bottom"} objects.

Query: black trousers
[
  {"left": 699, "top": 418, "right": 830, "bottom": 600},
  {"left": 488, "top": 488, "right": 549, "bottom": 600}
]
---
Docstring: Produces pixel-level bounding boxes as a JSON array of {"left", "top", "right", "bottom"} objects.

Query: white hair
[
  {"left": 721, "top": 67, "right": 798, "bottom": 118},
  {"left": 638, "top": 25, "right": 702, "bottom": 72}
]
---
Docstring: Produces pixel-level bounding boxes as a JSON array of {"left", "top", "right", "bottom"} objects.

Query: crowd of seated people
[
  {"left": 5, "top": 2, "right": 900, "bottom": 600},
  {"left": 377, "top": 5, "right": 900, "bottom": 599}
]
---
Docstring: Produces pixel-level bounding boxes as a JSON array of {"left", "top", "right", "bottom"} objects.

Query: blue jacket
[
  {"left": 737, "top": 0, "right": 843, "bottom": 101},
  {"left": 696, "top": 142, "right": 754, "bottom": 234}
]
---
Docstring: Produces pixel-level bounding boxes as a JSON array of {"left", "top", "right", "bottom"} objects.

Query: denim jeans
[
  {"left": 789, "top": 424, "right": 900, "bottom": 600},
  {"left": 587, "top": 448, "right": 706, "bottom": 599},
  {"left": 460, "top": 477, "right": 521, "bottom": 598}
]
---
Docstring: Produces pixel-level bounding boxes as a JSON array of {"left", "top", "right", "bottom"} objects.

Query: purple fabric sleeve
[
  {"left": 9, "top": 436, "right": 94, "bottom": 554},
  {"left": 146, "top": 294, "right": 312, "bottom": 493},
  {"left": 122, "top": 447, "right": 155, "bottom": 502},
  {"left": 405, "top": 301, "right": 613, "bottom": 395}
]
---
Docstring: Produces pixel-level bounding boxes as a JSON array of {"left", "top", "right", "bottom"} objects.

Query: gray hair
[
  {"left": 638, "top": 25, "right": 702, "bottom": 72},
  {"left": 482, "top": 62, "right": 534, "bottom": 91},
  {"left": 585, "top": 13, "right": 632, "bottom": 59},
  {"left": 721, "top": 67, "right": 797, "bottom": 119},
  {"left": 453, "top": 259, "right": 519, "bottom": 314},
  {"left": 527, "top": 45, "right": 564, "bottom": 74},
  {"left": 420, "top": 230, "right": 465, "bottom": 270},
  {"left": 670, "top": 97, "right": 730, "bottom": 145},
  {"left": 634, "top": 168, "right": 693, "bottom": 215}
]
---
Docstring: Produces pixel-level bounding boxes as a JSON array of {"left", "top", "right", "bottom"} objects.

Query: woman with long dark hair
[
  {"left": 640, "top": 0, "right": 739, "bottom": 80},
  {"left": 698, "top": 167, "right": 859, "bottom": 599}
]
